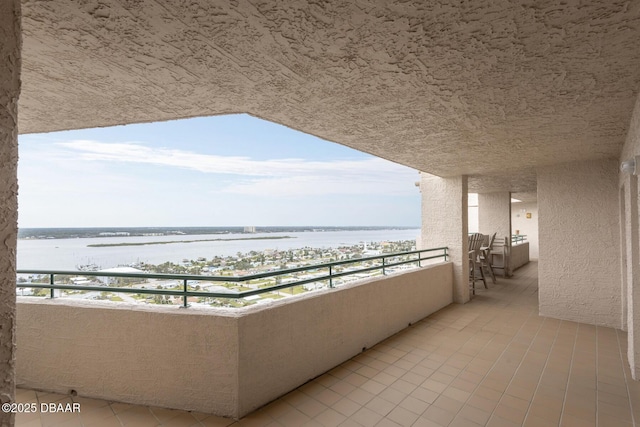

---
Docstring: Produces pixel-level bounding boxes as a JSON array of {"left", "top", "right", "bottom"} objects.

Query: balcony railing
[
  {"left": 512, "top": 234, "right": 527, "bottom": 244},
  {"left": 16, "top": 247, "right": 448, "bottom": 308}
]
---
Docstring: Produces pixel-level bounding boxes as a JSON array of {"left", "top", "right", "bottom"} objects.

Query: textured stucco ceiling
[{"left": 18, "top": 0, "right": 640, "bottom": 192}]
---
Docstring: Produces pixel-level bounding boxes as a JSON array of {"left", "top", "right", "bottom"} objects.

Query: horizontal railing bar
[
  {"left": 16, "top": 247, "right": 448, "bottom": 282},
  {"left": 18, "top": 259, "right": 427, "bottom": 299},
  {"left": 16, "top": 247, "right": 448, "bottom": 303},
  {"left": 18, "top": 283, "right": 242, "bottom": 299}
]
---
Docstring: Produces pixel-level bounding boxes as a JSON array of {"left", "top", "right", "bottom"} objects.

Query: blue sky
[{"left": 17, "top": 114, "right": 421, "bottom": 228}]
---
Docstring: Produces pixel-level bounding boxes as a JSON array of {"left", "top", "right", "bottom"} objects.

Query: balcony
[
  {"left": 14, "top": 262, "right": 640, "bottom": 426},
  {"left": 15, "top": 250, "right": 452, "bottom": 422}
]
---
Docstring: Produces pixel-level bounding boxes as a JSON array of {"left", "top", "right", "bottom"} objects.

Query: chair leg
[
  {"left": 469, "top": 259, "right": 476, "bottom": 296},
  {"left": 482, "top": 251, "right": 496, "bottom": 284},
  {"left": 478, "top": 264, "right": 488, "bottom": 289},
  {"left": 487, "top": 264, "right": 496, "bottom": 283},
  {"left": 482, "top": 259, "right": 496, "bottom": 284}
]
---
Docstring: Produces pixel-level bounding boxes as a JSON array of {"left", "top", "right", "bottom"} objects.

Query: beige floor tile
[
  {"left": 295, "top": 398, "right": 327, "bottom": 419},
  {"left": 313, "top": 408, "right": 346, "bottom": 427},
  {"left": 343, "top": 389, "right": 373, "bottom": 407},
  {"left": 421, "top": 405, "right": 456, "bottom": 426},
  {"left": 82, "top": 416, "right": 124, "bottom": 427},
  {"left": 398, "top": 395, "right": 430, "bottom": 416},
  {"left": 492, "top": 402, "right": 526, "bottom": 425},
  {"left": 377, "top": 387, "right": 407, "bottom": 406},
  {"left": 15, "top": 411, "right": 41, "bottom": 425},
  {"left": 330, "top": 398, "right": 361, "bottom": 417},
  {"left": 412, "top": 415, "right": 448, "bottom": 427},
  {"left": 457, "top": 405, "right": 490, "bottom": 425},
  {"left": 79, "top": 406, "right": 119, "bottom": 425},
  {"left": 442, "top": 386, "right": 471, "bottom": 403},
  {"left": 199, "top": 414, "right": 236, "bottom": 426},
  {"left": 364, "top": 396, "right": 396, "bottom": 417},
  {"left": 234, "top": 410, "right": 273, "bottom": 427},
  {"left": 448, "top": 415, "right": 483, "bottom": 427},
  {"left": 329, "top": 380, "right": 357, "bottom": 396},
  {"left": 360, "top": 379, "right": 386, "bottom": 396},
  {"left": 299, "top": 380, "right": 327, "bottom": 398},
  {"left": 276, "top": 408, "right": 311, "bottom": 427},
  {"left": 349, "top": 406, "right": 383, "bottom": 426},
  {"left": 116, "top": 406, "right": 160, "bottom": 427},
  {"left": 411, "top": 387, "right": 440, "bottom": 405},
  {"left": 314, "top": 388, "right": 342, "bottom": 407},
  {"left": 16, "top": 263, "right": 640, "bottom": 427},
  {"left": 385, "top": 405, "right": 419, "bottom": 426},
  {"left": 559, "top": 413, "right": 596, "bottom": 427}
]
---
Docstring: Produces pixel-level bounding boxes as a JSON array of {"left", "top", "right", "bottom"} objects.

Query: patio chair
[
  {"left": 479, "top": 232, "right": 497, "bottom": 283},
  {"left": 468, "top": 233, "right": 487, "bottom": 294}
]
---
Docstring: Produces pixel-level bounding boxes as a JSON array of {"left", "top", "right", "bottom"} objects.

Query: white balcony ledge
[{"left": 16, "top": 262, "right": 453, "bottom": 419}]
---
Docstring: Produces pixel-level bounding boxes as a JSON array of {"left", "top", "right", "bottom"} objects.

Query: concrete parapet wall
[
  {"left": 510, "top": 242, "right": 530, "bottom": 272},
  {"left": 16, "top": 300, "right": 240, "bottom": 416},
  {"left": 16, "top": 262, "right": 453, "bottom": 418}
]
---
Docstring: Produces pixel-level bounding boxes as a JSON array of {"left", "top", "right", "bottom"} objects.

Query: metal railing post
[
  {"left": 329, "top": 265, "right": 334, "bottom": 288},
  {"left": 182, "top": 279, "right": 188, "bottom": 308},
  {"left": 16, "top": 247, "right": 449, "bottom": 305}
]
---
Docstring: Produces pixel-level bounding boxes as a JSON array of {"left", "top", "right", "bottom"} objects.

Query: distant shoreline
[
  {"left": 18, "top": 226, "right": 418, "bottom": 240},
  {"left": 87, "top": 236, "right": 295, "bottom": 248}
]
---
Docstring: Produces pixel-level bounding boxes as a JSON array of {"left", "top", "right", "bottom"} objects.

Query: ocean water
[{"left": 17, "top": 228, "right": 421, "bottom": 270}]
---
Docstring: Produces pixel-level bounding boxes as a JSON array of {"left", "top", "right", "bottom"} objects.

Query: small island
[{"left": 87, "top": 236, "right": 294, "bottom": 248}]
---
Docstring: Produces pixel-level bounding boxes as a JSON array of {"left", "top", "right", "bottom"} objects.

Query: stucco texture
[
  {"left": 538, "top": 159, "right": 621, "bottom": 329},
  {"left": 17, "top": 301, "right": 240, "bottom": 416},
  {"left": 619, "top": 90, "right": 640, "bottom": 379},
  {"left": 0, "top": 1, "right": 20, "bottom": 426},
  {"left": 478, "top": 192, "right": 511, "bottom": 240},
  {"left": 17, "top": 1, "right": 640, "bottom": 190},
  {"left": 16, "top": 264, "right": 453, "bottom": 418},
  {"left": 420, "top": 174, "right": 468, "bottom": 303}
]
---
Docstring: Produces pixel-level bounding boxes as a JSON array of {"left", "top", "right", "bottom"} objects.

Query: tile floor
[{"left": 14, "top": 262, "right": 640, "bottom": 426}]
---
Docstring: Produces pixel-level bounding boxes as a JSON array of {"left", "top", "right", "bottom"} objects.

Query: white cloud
[{"left": 55, "top": 140, "right": 419, "bottom": 196}]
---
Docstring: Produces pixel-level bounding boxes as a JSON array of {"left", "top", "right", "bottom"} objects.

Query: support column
[
  {"left": 629, "top": 175, "right": 640, "bottom": 380},
  {"left": 420, "top": 173, "right": 469, "bottom": 303},
  {"left": 0, "top": 1, "right": 21, "bottom": 426},
  {"left": 538, "top": 159, "right": 621, "bottom": 329},
  {"left": 478, "top": 192, "right": 512, "bottom": 274}
]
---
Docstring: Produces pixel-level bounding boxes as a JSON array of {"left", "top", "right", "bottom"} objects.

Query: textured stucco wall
[
  {"left": 620, "top": 177, "right": 639, "bottom": 380},
  {"left": 17, "top": 301, "right": 240, "bottom": 416},
  {"left": 512, "top": 202, "right": 539, "bottom": 260},
  {"left": 0, "top": 1, "right": 20, "bottom": 426},
  {"left": 236, "top": 263, "right": 452, "bottom": 416},
  {"left": 619, "top": 91, "right": 640, "bottom": 380},
  {"left": 538, "top": 159, "right": 621, "bottom": 329},
  {"left": 16, "top": 1, "right": 640, "bottom": 193},
  {"left": 478, "top": 192, "right": 512, "bottom": 275},
  {"left": 16, "top": 264, "right": 452, "bottom": 418},
  {"left": 478, "top": 192, "right": 511, "bottom": 240},
  {"left": 420, "top": 173, "right": 469, "bottom": 303}
]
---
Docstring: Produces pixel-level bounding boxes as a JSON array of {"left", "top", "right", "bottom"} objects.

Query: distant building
[
  {"left": 96, "top": 266, "right": 144, "bottom": 285},
  {"left": 243, "top": 226, "right": 256, "bottom": 233}
]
